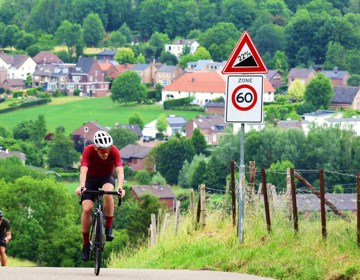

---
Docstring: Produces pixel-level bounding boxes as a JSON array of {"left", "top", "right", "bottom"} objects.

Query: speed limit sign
[{"left": 225, "top": 75, "right": 263, "bottom": 123}]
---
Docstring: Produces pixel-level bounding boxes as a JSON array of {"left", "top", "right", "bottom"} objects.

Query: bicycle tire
[{"left": 94, "top": 212, "right": 104, "bottom": 276}]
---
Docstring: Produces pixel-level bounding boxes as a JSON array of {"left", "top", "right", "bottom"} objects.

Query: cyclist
[
  {"left": 0, "top": 210, "right": 12, "bottom": 266},
  {"left": 76, "top": 130, "right": 125, "bottom": 261}
]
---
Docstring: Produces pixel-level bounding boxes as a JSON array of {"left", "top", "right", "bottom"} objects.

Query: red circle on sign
[{"left": 231, "top": 84, "right": 257, "bottom": 111}]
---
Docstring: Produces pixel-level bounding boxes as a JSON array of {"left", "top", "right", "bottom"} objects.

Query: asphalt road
[{"left": 1, "top": 267, "right": 275, "bottom": 280}]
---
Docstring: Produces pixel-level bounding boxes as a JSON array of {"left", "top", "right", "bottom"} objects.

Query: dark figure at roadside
[{"left": 0, "top": 210, "right": 12, "bottom": 266}]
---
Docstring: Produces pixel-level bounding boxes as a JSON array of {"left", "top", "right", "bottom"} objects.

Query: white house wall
[
  {"left": 9, "top": 58, "right": 37, "bottom": 80},
  {"left": 162, "top": 90, "right": 225, "bottom": 106}
]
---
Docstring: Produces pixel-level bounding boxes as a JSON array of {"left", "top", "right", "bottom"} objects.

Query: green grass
[
  {"left": 0, "top": 96, "right": 202, "bottom": 133},
  {"left": 108, "top": 207, "right": 360, "bottom": 280},
  {"left": 8, "top": 256, "right": 37, "bottom": 267}
]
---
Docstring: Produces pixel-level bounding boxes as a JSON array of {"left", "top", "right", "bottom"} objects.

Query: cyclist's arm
[
  {"left": 76, "top": 166, "right": 88, "bottom": 195},
  {"left": 4, "top": 231, "right": 11, "bottom": 244},
  {"left": 115, "top": 166, "right": 125, "bottom": 197}
]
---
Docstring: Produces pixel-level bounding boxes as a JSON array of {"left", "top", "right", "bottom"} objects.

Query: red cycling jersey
[{"left": 81, "top": 144, "right": 122, "bottom": 177}]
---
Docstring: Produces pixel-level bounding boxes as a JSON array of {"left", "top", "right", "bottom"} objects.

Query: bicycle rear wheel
[{"left": 94, "top": 213, "right": 104, "bottom": 275}]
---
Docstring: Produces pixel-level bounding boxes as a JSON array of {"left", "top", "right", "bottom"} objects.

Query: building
[
  {"left": 154, "top": 65, "right": 184, "bottom": 86},
  {"left": 131, "top": 184, "right": 176, "bottom": 210},
  {"left": 142, "top": 115, "right": 187, "bottom": 138},
  {"left": 330, "top": 86, "right": 360, "bottom": 110},
  {"left": 165, "top": 39, "right": 199, "bottom": 58},
  {"left": 71, "top": 121, "right": 107, "bottom": 147},
  {"left": 120, "top": 144, "right": 152, "bottom": 171},
  {"left": 162, "top": 71, "right": 226, "bottom": 106},
  {"left": 287, "top": 68, "right": 317, "bottom": 88},
  {"left": 320, "top": 68, "right": 350, "bottom": 87}
]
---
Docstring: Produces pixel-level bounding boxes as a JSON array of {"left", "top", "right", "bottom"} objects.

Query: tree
[
  {"left": 111, "top": 71, "right": 147, "bottom": 104},
  {"left": 324, "top": 42, "right": 347, "bottom": 70},
  {"left": 304, "top": 73, "right": 334, "bottom": 110},
  {"left": 159, "top": 52, "right": 178, "bottom": 65},
  {"left": 191, "top": 128, "right": 208, "bottom": 156},
  {"left": 0, "top": 176, "right": 80, "bottom": 266},
  {"left": 347, "top": 74, "right": 360, "bottom": 87},
  {"left": 194, "top": 46, "right": 212, "bottom": 60},
  {"left": 114, "top": 48, "right": 136, "bottom": 64},
  {"left": 47, "top": 129, "right": 79, "bottom": 169},
  {"left": 272, "top": 50, "right": 289, "bottom": 74},
  {"left": 55, "top": 20, "right": 83, "bottom": 58},
  {"left": 129, "top": 114, "right": 144, "bottom": 130},
  {"left": 82, "top": 13, "right": 105, "bottom": 47},
  {"left": 156, "top": 114, "right": 168, "bottom": 133},
  {"left": 266, "top": 160, "right": 294, "bottom": 192},
  {"left": 109, "top": 31, "right": 126, "bottom": 48},
  {"left": 152, "top": 138, "right": 195, "bottom": 185},
  {"left": 30, "top": 114, "right": 47, "bottom": 149},
  {"left": 14, "top": 30, "right": 36, "bottom": 51},
  {"left": 148, "top": 32, "right": 170, "bottom": 59},
  {"left": 108, "top": 127, "right": 138, "bottom": 149},
  {"left": 2, "top": 24, "right": 19, "bottom": 49},
  {"left": 288, "top": 79, "right": 306, "bottom": 101}
]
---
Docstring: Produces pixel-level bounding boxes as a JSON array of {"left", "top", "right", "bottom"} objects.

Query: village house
[
  {"left": 185, "top": 115, "right": 229, "bottom": 145},
  {"left": 165, "top": 39, "right": 199, "bottom": 58},
  {"left": 142, "top": 115, "right": 187, "bottom": 139},
  {"left": 154, "top": 64, "right": 184, "bottom": 86},
  {"left": 185, "top": 59, "right": 224, "bottom": 72},
  {"left": 162, "top": 71, "right": 226, "bottom": 106},
  {"left": 287, "top": 68, "right": 317, "bottom": 88},
  {"left": 131, "top": 184, "right": 176, "bottom": 210},
  {"left": 71, "top": 121, "right": 107, "bottom": 147},
  {"left": 330, "top": 86, "right": 360, "bottom": 110},
  {"left": 120, "top": 144, "right": 152, "bottom": 171},
  {"left": 32, "top": 63, "right": 71, "bottom": 92},
  {"left": 266, "top": 69, "right": 283, "bottom": 89},
  {"left": 320, "top": 67, "right": 350, "bottom": 87},
  {"left": 32, "top": 51, "right": 63, "bottom": 65}
]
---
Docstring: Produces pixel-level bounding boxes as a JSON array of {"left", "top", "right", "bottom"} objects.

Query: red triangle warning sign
[{"left": 222, "top": 31, "right": 268, "bottom": 74}]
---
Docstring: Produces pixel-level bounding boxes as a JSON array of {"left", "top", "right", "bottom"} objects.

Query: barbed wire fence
[{"left": 148, "top": 161, "right": 360, "bottom": 247}]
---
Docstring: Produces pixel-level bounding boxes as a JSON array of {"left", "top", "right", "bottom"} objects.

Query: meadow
[{"left": 0, "top": 96, "right": 202, "bottom": 134}]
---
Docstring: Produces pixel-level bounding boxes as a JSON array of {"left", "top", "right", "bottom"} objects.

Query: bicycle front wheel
[{"left": 94, "top": 213, "right": 104, "bottom": 276}]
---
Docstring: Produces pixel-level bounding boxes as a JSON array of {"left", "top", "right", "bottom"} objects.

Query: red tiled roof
[
  {"left": 264, "top": 77, "right": 275, "bottom": 92},
  {"left": 163, "top": 72, "right": 226, "bottom": 93}
]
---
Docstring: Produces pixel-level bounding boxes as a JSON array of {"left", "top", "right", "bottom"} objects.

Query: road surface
[{"left": 1, "top": 267, "right": 275, "bottom": 280}]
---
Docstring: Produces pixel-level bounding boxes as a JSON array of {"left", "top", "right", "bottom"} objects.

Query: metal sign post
[{"left": 223, "top": 31, "right": 267, "bottom": 244}]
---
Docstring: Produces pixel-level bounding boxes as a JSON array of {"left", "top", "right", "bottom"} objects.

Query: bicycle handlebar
[{"left": 81, "top": 189, "right": 123, "bottom": 206}]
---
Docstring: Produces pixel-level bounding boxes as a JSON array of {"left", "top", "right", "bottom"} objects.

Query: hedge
[{"left": 0, "top": 98, "right": 51, "bottom": 114}]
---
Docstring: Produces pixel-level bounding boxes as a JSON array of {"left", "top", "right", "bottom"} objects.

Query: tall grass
[
  {"left": 108, "top": 204, "right": 360, "bottom": 280},
  {"left": 0, "top": 96, "right": 202, "bottom": 133}
]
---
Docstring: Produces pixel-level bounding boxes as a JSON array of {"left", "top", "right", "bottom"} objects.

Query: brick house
[
  {"left": 131, "top": 184, "right": 176, "bottom": 210},
  {"left": 204, "top": 101, "right": 225, "bottom": 115},
  {"left": 185, "top": 115, "right": 229, "bottom": 145},
  {"left": 120, "top": 144, "right": 152, "bottom": 171},
  {"left": 33, "top": 63, "right": 71, "bottom": 92},
  {"left": 330, "top": 86, "right": 360, "bottom": 110},
  {"left": 154, "top": 65, "right": 184, "bottom": 86},
  {"left": 320, "top": 68, "right": 350, "bottom": 87},
  {"left": 287, "top": 68, "right": 317, "bottom": 88},
  {"left": 266, "top": 69, "right": 283, "bottom": 89},
  {"left": 71, "top": 121, "right": 107, "bottom": 147},
  {"left": 1, "top": 79, "right": 26, "bottom": 91},
  {"left": 129, "top": 63, "right": 152, "bottom": 84},
  {"left": 0, "top": 150, "right": 26, "bottom": 164},
  {"left": 69, "top": 57, "right": 109, "bottom": 97},
  {"left": 32, "top": 51, "right": 63, "bottom": 65}
]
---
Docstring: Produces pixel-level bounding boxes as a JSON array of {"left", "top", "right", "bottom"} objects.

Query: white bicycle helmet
[{"left": 93, "top": 130, "right": 113, "bottom": 149}]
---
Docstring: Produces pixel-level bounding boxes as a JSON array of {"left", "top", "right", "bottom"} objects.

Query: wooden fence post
[
  {"left": 319, "top": 169, "right": 327, "bottom": 240},
  {"left": 223, "top": 181, "right": 230, "bottom": 220},
  {"left": 286, "top": 168, "right": 293, "bottom": 220},
  {"left": 290, "top": 168, "right": 299, "bottom": 233},
  {"left": 162, "top": 212, "right": 170, "bottom": 239},
  {"left": 200, "top": 184, "right": 206, "bottom": 228},
  {"left": 151, "top": 213, "right": 157, "bottom": 246},
  {"left": 247, "top": 161, "right": 256, "bottom": 208},
  {"left": 261, "top": 168, "right": 271, "bottom": 233},
  {"left": 175, "top": 200, "right": 181, "bottom": 236}
]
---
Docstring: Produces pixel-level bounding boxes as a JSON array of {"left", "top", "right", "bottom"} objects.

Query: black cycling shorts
[
  {"left": 0, "top": 239, "right": 7, "bottom": 248},
  {"left": 81, "top": 175, "right": 115, "bottom": 203}
]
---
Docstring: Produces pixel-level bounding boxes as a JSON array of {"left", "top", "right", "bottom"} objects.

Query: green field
[{"left": 0, "top": 96, "right": 203, "bottom": 134}]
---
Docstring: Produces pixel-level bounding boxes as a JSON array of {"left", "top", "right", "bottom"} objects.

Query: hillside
[{"left": 108, "top": 209, "right": 360, "bottom": 280}]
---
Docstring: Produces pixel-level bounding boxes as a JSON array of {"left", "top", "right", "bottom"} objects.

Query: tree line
[{"left": 0, "top": 0, "right": 358, "bottom": 79}]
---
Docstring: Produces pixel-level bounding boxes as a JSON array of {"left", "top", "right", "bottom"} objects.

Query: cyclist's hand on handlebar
[
  {"left": 76, "top": 186, "right": 86, "bottom": 196},
  {"left": 117, "top": 187, "right": 125, "bottom": 198}
]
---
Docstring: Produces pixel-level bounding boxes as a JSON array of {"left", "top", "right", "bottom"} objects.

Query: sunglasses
[{"left": 97, "top": 148, "right": 111, "bottom": 154}]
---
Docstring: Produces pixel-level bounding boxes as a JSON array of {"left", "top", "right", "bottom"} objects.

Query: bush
[{"left": 134, "top": 170, "right": 151, "bottom": 184}]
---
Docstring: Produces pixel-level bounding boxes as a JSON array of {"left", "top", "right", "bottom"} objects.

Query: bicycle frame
[{"left": 82, "top": 189, "right": 122, "bottom": 276}]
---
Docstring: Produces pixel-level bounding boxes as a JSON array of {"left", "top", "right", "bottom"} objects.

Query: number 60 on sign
[{"left": 225, "top": 75, "right": 264, "bottom": 123}]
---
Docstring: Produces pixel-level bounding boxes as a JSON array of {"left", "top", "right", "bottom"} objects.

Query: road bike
[{"left": 82, "top": 189, "right": 122, "bottom": 276}]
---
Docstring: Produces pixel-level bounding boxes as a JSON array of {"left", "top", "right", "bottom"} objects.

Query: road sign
[
  {"left": 222, "top": 31, "right": 268, "bottom": 74},
  {"left": 225, "top": 75, "right": 263, "bottom": 123}
]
